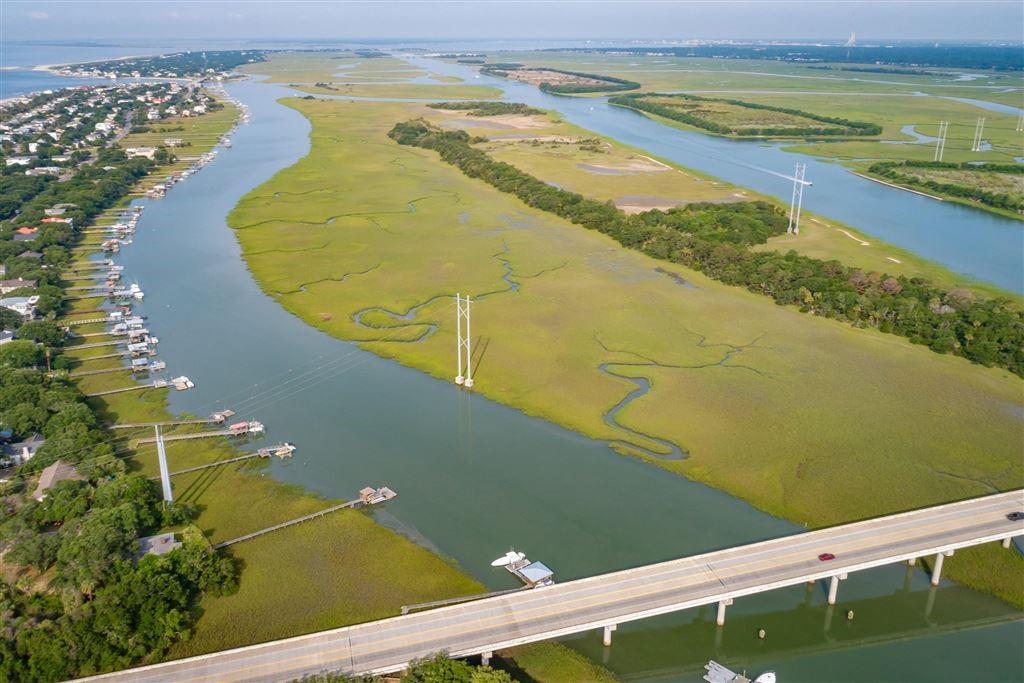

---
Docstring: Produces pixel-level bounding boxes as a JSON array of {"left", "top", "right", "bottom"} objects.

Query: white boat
[
  {"left": 704, "top": 660, "right": 776, "bottom": 683},
  {"left": 491, "top": 550, "right": 527, "bottom": 567}
]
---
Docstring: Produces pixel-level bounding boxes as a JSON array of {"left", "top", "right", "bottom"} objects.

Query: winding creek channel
[{"left": 111, "top": 76, "right": 1022, "bottom": 681}]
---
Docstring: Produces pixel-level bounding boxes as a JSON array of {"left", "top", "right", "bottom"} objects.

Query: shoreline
[{"left": 32, "top": 54, "right": 150, "bottom": 72}]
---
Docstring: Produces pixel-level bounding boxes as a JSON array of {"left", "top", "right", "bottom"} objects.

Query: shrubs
[
  {"left": 609, "top": 93, "right": 883, "bottom": 137},
  {"left": 389, "top": 119, "right": 1024, "bottom": 376},
  {"left": 427, "top": 101, "right": 544, "bottom": 117},
  {"left": 868, "top": 160, "right": 1024, "bottom": 214}
]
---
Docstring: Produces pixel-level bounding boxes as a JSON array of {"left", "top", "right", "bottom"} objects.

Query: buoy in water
[
  {"left": 757, "top": 628, "right": 766, "bottom": 639},
  {"left": 847, "top": 610, "right": 855, "bottom": 620}
]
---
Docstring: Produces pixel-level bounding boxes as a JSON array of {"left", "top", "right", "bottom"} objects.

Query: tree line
[
  {"left": 389, "top": 119, "right": 1024, "bottom": 376},
  {"left": 1, "top": 118, "right": 240, "bottom": 681},
  {"left": 428, "top": 101, "right": 544, "bottom": 117},
  {"left": 609, "top": 93, "right": 882, "bottom": 137},
  {"left": 868, "top": 160, "right": 1023, "bottom": 214},
  {"left": 480, "top": 64, "right": 641, "bottom": 94}
]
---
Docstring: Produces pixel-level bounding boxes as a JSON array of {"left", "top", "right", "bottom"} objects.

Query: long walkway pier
[{"left": 79, "top": 490, "right": 1023, "bottom": 681}]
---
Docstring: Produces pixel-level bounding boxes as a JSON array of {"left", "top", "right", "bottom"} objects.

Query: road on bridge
[{"left": 81, "top": 490, "right": 1024, "bottom": 681}]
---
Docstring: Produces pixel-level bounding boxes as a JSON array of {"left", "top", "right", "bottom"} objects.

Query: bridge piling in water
[
  {"left": 827, "top": 574, "right": 847, "bottom": 605},
  {"left": 931, "top": 550, "right": 953, "bottom": 586},
  {"left": 602, "top": 624, "right": 616, "bottom": 647},
  {"left": 715, "top": 598, "right": 733, "bottom": 626}
]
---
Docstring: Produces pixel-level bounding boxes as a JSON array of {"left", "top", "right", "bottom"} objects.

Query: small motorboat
[{"left": 490, "top": 550, "right": 526, "bottom": 567}]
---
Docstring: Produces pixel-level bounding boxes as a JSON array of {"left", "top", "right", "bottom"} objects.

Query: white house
[{"left": 0, "top": 295, "right": 39, "bottom": 320}]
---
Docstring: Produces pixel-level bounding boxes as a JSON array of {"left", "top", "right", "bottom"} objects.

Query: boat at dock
[
  {"left": 358, "top": 486, "right": 397, "bottom": 505},
  {"left": 704, "top": 660, "right": 776, "bottom": 683},
  {"left": 491, "top": 549, "right": 554, "bottom": 588}
]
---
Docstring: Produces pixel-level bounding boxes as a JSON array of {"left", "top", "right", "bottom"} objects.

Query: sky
[{"left": 3, "top": 1, "right": 1023, "bottom": 43}]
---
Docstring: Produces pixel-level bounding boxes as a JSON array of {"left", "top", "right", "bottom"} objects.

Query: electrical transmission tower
[
  {"left": 455, "top": 293, "right": 474, "bottom": 388},
  {"left": 933, "top": 121, "right": 948, "bottom": 162},
  {"left": 155, "top": 424, "right": 173, "bottom": 503},
  {"left": 970, "top": 117, "right": 986, "bottom": 152},
  {"left": 787, "top": 163, "right": 810, "bottom": 235}
]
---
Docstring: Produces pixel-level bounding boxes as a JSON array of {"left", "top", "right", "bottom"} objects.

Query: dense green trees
[
  {"left": 0, "top": 100, "right": 240, "bottom": 680},
  {"left": 609, "top": 93, "right": 882, "bottom": 137},
  {"left": 66, "top": 50, "right": 266, "bottom": 77},
  {"left": 389, "top": 119, "right": 1024, "bottom": 376},
  {"left": 428, "top": 102, "right": 544, "bottom": 117}
]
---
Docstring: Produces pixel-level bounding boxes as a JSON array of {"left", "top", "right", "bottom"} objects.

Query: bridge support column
[
  {"left": 827, "top": 574, "right": 847, "bottom": 605},
  {"left": 931, "top": 550, "right": 953, "bottom": 586},
  {"left": 603, "top": 624, "right": 616, "bottom": 647},
  {"left": 480, "top": 651, "right": 492, "bottom": 666},
  {"left": 1003, "top": 537, "right": 1013, "bottom": 549},
  {"left": 907, "top": 557, "right": 916, "bottom": 566},
  {"left": 716, "top": 598, "right": 733, "bottom": 626}
]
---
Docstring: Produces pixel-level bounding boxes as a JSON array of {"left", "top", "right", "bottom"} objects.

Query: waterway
[
  {"left": 108, "top": 75, "right": 1023, "bottom": 681},
  {"left": 404, "top": 56, "right": 1024, "bottom": 295}
]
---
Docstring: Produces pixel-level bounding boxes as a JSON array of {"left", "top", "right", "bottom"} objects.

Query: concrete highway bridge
[{"left": 81, "top": 490, "right": 1023, "bottom": 682}]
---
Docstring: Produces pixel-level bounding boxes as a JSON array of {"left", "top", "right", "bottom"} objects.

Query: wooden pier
[
  {"left": 135, "top": 423, "right": 258, "bottom": 445},
  {"left": 86, "top": 377, "right": 190, "bottom": 397},
  {"left": 213, "top": 501, "right": 360, "bottom": 549},
  {"left": 148, "top": 444, "right": 293, "bottom": 479},
  {"left": 213, "top": 486, "right": 396, "bottom": 549},
  {"left": 66, "top": 339, "right": 124, "bottom": 350},
  {"left": 111, "top": 412, "right": 233, "bottom": 430},
  {"left": 63, "top": 317, "right": 114, "bottom": 327},
  {"left": 87, "top": 384, "right": 157, "bottom": 397}
]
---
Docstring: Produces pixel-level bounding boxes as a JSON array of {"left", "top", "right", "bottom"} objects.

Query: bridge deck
[{"left": 79, "top": 490, "right": 1024, "bottom": 682}]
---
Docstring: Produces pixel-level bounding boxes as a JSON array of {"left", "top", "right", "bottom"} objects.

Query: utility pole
[
  {"left": 971, "top": 117, "right": 986, "bottom": 152},
  {"left": 454, "top": 293, "right": 473, "bottom": 388},
  {"left": 155, "top": 424, "right": 173, "bottom": 503},
  {"left": 933, "top": 121, "right": 948, "bottom": 162},
  {"left": 787, "top": 163, "right": 809, "bottom": 235}
]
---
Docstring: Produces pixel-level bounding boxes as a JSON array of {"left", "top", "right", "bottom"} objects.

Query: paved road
[{"left": 81, "top": 490, "right": 1024, "bottom": 682}]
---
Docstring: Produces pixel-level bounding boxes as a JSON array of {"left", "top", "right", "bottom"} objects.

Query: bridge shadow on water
[{"left": 553, "top": 584, "right": 1022, "bottom": 682}]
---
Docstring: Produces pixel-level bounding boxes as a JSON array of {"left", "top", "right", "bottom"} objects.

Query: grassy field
[
  {"left": 294, "top": 81, "right": 501, "bottom": 100},
  {"left": 500, "top": 642, "right": 618, "bottom": 682},
  {"left": 435, "top": 106, "right": 1014, "bottom": 298},
  {"left": 470, "top": 52, "right": 1024, "bottom": 103},
  {"left": 228, "top": 95, "right": 1024, "bottom": 609},
  {"left": 463, "top": 52, "right": 1024, "bottom": 175}
]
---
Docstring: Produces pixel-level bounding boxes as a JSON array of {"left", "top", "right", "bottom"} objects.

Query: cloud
[{"left": 27, "top": 10, "right": 49, "bottom": 20}]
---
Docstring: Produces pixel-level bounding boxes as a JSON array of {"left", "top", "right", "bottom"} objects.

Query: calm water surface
[{"left": 108, "top": 77, "right": 1023, "bottom": 681}]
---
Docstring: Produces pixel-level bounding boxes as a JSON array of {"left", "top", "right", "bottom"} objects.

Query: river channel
[
  {"left": 405, "top": 56, "right": 1024, "bottom": 295},
  {"left": 114, "top": 76, "right": 1022, "bottom": 681}
]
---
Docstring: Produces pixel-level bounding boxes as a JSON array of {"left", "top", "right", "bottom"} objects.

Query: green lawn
[{"left": 228, "top": 95, "right": 1024, "bottom": 609}]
